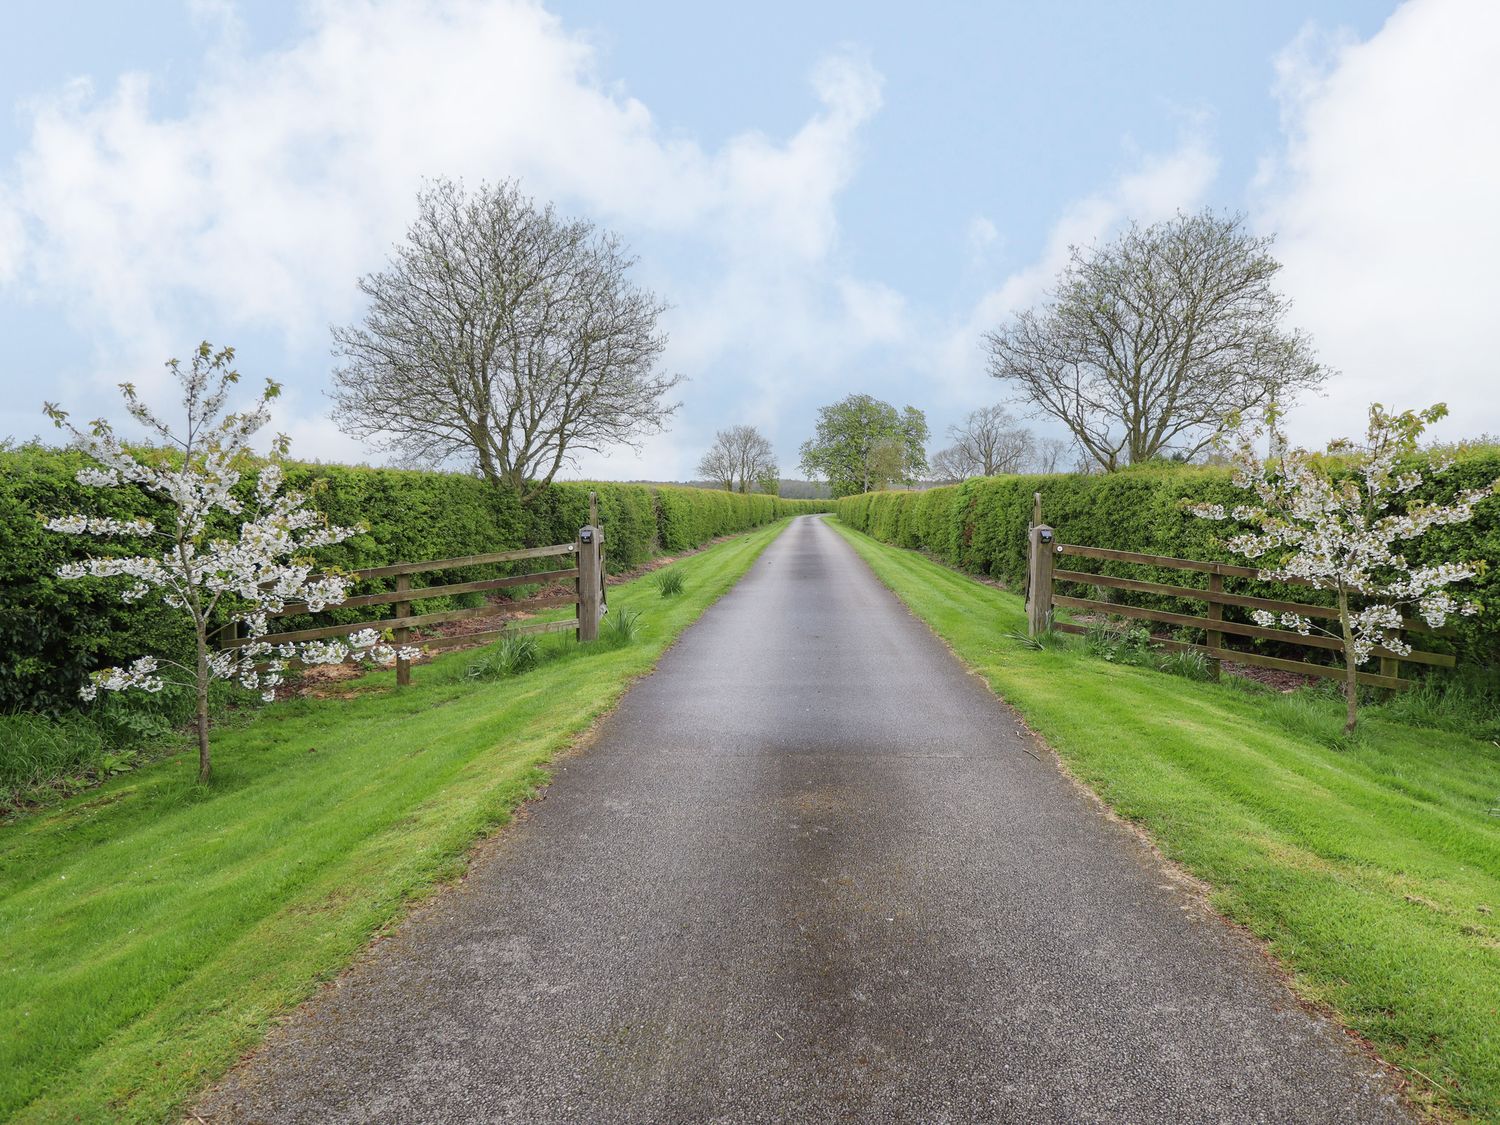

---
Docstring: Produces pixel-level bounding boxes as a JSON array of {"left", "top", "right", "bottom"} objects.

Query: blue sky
[{"left": 2, "top": 0, "right": 1496, "bottom": 480}]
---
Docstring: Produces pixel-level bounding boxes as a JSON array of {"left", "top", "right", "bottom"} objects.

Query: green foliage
[
  {"left": 837, "top": 453, "right": 1500, "bottom": 665},
  {"left": 1154, "top": 647, "right": 1216, "bottom": 682},
  {"left": 798, "top": 394, "right": 929, "bottom": 497},
  {"left": 0, "top": 442, "right": 191, "bottom": 716},
  {"left": 1372, "top": 665, "right": 1500, "bottom": 743},
  {"left": 0, "top": 713, "right": 106, "bottom": 794},
  {"left": 464, "top": 631, "right": 543, "bottom": 680},
  {"left": 2, "top": 683, "right": 254, "bottom": 813},
  {"left": 0, "top": 444, "right": 831, "bottom": 724},
  {"left": 654, "top": 568, "right": 685, "bottom": 597},
  {"left": 652, "top": 483, "right": 821, "bottom": 552},
  {"left": 603, "top": 606, "right": 644, "bottom": 646},
  {"left": 1084, "top": 620, "right": 1154, "bottom": 664}
]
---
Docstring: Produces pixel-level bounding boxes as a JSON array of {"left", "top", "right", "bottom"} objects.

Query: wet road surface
[{"left": 200, "top": 515, "right": 1407, "bottom": 1123}]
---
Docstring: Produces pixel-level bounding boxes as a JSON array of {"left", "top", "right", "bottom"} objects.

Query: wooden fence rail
[
  {"left": 1025, "top": 515, "right": 1454, "bottom": 691},
  {"left": 220, "top": 496, "right": 608, "bottom": 688}
]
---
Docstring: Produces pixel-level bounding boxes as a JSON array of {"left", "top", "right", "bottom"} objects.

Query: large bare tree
[
  {"left": 984, "top": 210, "right": 1328, "bottom": 472},
  {"left": 1032, "top": 435, "right": 1073, "bottom": 474},
  {"left": 331, "top": 178, "right": 682, "bottom": 499},
  {"left": 698, "top": 425, "right": 778, "bottom": 493},
  {"left": 929, "top": 405, "right": 1033, "bottom": 480}
]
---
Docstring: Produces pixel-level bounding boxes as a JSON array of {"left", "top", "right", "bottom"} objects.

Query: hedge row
[
  {"left": 0, "top": 444, "right": 829, "bottom": 713},
  {"left": 836, "top": 451, "right": 1500, "bottom": 666}
]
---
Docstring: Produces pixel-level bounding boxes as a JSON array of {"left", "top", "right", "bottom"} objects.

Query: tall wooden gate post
[
  {"left": 1026, "top": 524, "right": 1056, "bottom": 637},
  {"left": 576, "top": 523, "right": 603, "bottom": 642},
  {"left": 393, "top": 572, "right": 412, "bottom": 686}
]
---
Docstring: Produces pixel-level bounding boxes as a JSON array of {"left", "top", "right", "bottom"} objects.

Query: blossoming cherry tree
[
  {"left": 1191, "top": 403, "right": 1494, "bottom": 732},
  {"left": 43, "top": 344, "right": 416, "bottom": 781}
]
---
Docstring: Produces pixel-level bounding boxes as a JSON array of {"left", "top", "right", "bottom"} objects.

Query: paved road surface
[{"left": 201, "top": 515, "right": 1408, "bottom": 1123}]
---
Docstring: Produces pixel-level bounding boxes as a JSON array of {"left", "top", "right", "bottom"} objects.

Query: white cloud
[
  {"left": 0, "top": 186, "right": 22, "bottom": 284},
  {"left": 1, "top": 0, "right": 889, "bottom": 477},
  {"left": 1254, "top": 0, "right": 1500, "bottom": 445}
]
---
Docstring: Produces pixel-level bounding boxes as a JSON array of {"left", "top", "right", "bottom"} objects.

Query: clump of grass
[
  {"left": 1155, "top": 648, "right": 1215, "bottom": 682},
  {"left": 1257, "top": 684, "right": 1366, "bottom": 751},
  {"left": 1085, "top": 620, "right": 1153, "bottom": 665},
  {"left": 1001, "top": 629, "right": 1070, "bottom": 651},
  {"left": 0, "top": 713, "right": 106, "bottom": 794},
  {"left": 654, "top": 568, "right": 685, "bottom": 598},
  {"left": 2, "top": 690, "right": 187, "bottom": 810},
  {"left": 603, "top": 607, "right": 643, "bottom": 646},
  {"left": 1372, "top": 667, "right": 1500, "bottom": 742},
  {"left": 465, "top": 631, "right": 542, "bottom": 680}
]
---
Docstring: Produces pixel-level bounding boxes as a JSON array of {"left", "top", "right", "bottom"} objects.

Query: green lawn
[
  {"left": 828, "top": 518, "right": 1500, "bottom": 1122},
  {"left": 0, "top": 519, "right": 788, "bottom": 1124}
]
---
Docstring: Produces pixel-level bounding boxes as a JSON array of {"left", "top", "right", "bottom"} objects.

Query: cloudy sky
[{"left": 1, "top": 0, "right": 1496, "bottom": 480}]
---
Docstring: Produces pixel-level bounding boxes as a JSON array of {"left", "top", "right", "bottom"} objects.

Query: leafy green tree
[{"left": 799, "top": 395, "right": 929, "bottom": 497}]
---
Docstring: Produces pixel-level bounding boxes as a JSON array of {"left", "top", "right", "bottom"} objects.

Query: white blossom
[
  {"left": 1196, "top": 402, "right": 1494, "bottom": 729},
  {"left": 42, "top": 344, "right": 395, "bottom": 778}
]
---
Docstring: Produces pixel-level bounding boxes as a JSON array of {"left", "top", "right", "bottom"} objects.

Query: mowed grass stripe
[
  {"left": 828, "top": 517, "right": 1500, "bottom": 1121},
  {"left": 0, "top": 519, "right": 789, "bottom": 1124}
]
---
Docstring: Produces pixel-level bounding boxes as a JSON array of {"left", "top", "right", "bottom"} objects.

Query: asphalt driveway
[{"left": 200, "top": 515, "right": 1408, "bottom": 1123}]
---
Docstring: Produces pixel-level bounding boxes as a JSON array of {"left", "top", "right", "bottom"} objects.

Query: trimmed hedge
[
  {"left": 837, "top": 452, "right": 1500, "bottom": 665},
  {"left": 0, "top": 444, "right": 829, "bottom": 713}
]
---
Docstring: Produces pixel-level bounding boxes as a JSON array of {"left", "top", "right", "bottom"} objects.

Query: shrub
[
  {"left": 1156, "top": 648, "right": 1215, "bottom": 682},
  {"left": 603, "top": 607, "right": 643, "bottom": 646},
  {"left": 0, "top": 712, "right": 107, "bottom": 794},
  {"left": 465, "top": 631, "right": 543, "bottom": 680},
  {"left": 1085, "top": 620, "right": 1153, "bottom": 664}
]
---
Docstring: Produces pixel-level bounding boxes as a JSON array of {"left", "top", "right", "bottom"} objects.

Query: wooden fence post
[
  {"left": 1026, "top": 524, "right": 1055, "bottom": 637},
  {"left": 577, "top": 524, "right": 602, "bottom": 642},
  {"left": 1205, "top": 572, "right": 1224, "bottom": 681},
  {"left": 393, "top": 573, "right": 412, "bottom": 686},
  {"left": 1380, "top": 654, "right": 1400, "bottom": 688}
]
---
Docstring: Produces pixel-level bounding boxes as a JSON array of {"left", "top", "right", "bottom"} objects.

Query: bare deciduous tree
[
  {"left": 929, "top": 405, "right": 1033, "bottom": 480},
  {"left": 984, "top": 210, "right": 1328, "bottom": 472},
  {"left": 1032, "top": 435, "right": 1072, "bottom": 474},
  {"left": 927, "top": 445, "right": 974, "bottom": 482},
  {"left": 698, "top": 425, "right": 778, "bottom": 493},
  {"left": 331, "top": 178, "right": 682, "bottom": 500}
]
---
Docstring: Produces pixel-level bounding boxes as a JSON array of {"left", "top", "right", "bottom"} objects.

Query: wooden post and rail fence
[
  {"left": 221, "top": 493, "right": 608, "bottom": 686},
  {"left": 1024, "top": 495, "right": 1454, "bottom": 691}
]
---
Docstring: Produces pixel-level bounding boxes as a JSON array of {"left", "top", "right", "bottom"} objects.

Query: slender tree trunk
[
  {"left": 1338, "top": 589, "right": 1358, "bottom": 734},
  {"left": 195, "top": 624, "right": 212, "bottom": 782}
]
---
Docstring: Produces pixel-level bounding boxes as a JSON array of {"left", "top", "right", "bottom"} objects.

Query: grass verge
[
  {"left": 0, "top": 518, "right": 790, "bottom": 1123},
  {"left": 827, "top": 517, "right": 1500, "bottom": 1121}
]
